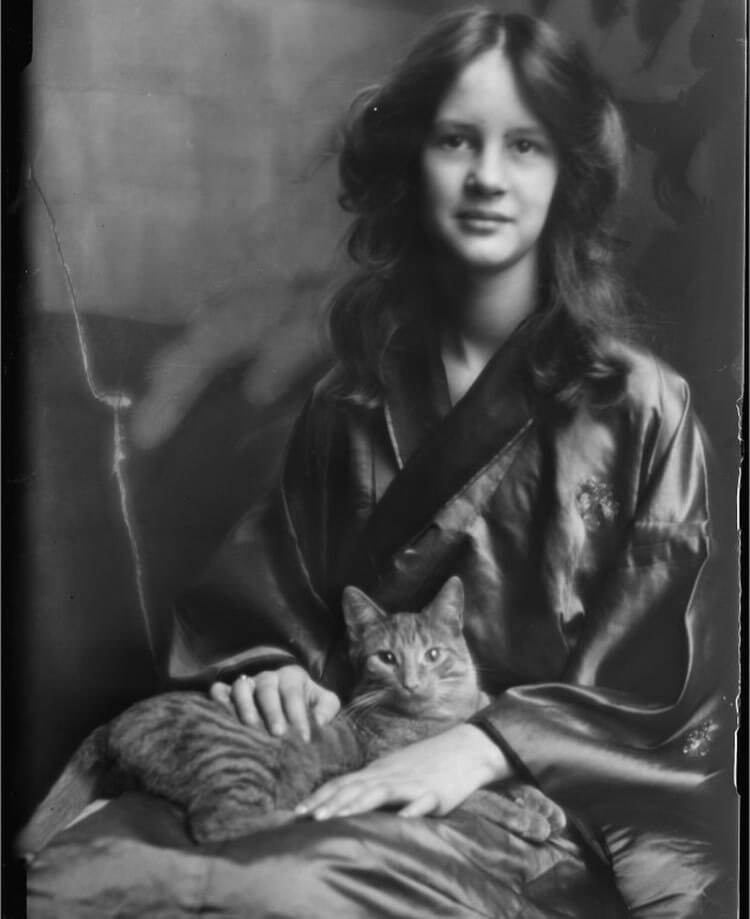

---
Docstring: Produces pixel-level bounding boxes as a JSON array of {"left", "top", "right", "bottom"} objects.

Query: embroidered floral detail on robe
[
  {"left": 576, "top": 477, "right": 620, "bottom": 530},
  {"left": 682, "top": 719, "right": 719, "bottom": 757}
]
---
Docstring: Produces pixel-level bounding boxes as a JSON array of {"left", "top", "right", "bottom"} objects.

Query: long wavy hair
[{"left": 328, "top": 8, "right": 631, "bottom": 408}]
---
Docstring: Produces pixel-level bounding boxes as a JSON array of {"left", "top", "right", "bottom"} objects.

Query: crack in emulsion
[{"left": 32, "top": 170, "right": 158, "bottom": 667}]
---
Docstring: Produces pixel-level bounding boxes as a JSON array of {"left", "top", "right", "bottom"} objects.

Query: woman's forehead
[{"left": 434, "top": 48, "right": 544, "bottom": 131}]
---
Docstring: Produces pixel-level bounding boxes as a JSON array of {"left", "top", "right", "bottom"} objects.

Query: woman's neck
[{"left": 435, "top": 254, "right": 539, "bottom": 401}]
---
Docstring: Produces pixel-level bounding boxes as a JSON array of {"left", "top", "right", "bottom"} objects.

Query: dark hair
[{"left": 328, "top": 7, "right": 631, "bottom": 408}]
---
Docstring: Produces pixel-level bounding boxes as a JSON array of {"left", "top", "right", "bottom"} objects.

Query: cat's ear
[
  {"left": 342, "top": 586, "right": 387, "bottom": 642},
  {"left": 427, "top": 576, "right": 464, "bottom": 633}
]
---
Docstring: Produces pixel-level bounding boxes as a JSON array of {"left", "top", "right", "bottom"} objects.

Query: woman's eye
[
  {"left": 511, "top": 138, "right": 541, "bottom": 155},
  {"left": 376, "top": 651, "right": 396, "bottom": 665},
  {"left": 437, "top": 133, "right": 469, "bottom": 151},
  {"left": 425, "top": 648, "right": 441, "bottom": 662}
]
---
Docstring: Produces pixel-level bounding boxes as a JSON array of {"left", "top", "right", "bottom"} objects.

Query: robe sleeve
[
  {"left": 469, "top": 372, "right": 735, "bottom": 830},
  {"left": 166, "top": 392, "right": 345, "bottom": 687}
]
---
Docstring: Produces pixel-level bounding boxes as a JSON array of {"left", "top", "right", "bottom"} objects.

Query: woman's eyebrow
[
  {"left": 432, "top": 117, "right": 549, "bottom": 137},
  {"left": 431, "top": 118, "right": 478, "bottom": 131},
  {"left": 505, "top": 123, "right": 549, "bottom": 136}
]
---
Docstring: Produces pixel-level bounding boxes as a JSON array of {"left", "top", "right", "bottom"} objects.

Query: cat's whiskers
[
  {"left": 433, "top": 685, "right": 484, "bottom": 715},
  {"left": 344, "top": 688, "right": 388, "bottom": 721}
]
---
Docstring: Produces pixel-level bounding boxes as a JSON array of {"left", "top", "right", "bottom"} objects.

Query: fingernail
[
  {"left": 314, "top": 808, "right": 328, "bottom": 820},
  {"left": 294, "top": 804, "right": 308, "bottom": 815}
]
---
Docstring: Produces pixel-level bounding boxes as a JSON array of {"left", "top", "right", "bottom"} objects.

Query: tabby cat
[{"left": 18, "top": 576, "right": 564, "bottom": 856}]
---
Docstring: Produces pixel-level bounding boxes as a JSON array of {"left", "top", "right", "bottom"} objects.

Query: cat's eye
[
  {"left": 425, "top": 648, "right": 442, "bottom": 662},
  {"left": 376, "top": 651, "right": 396, "bottom": 665}
]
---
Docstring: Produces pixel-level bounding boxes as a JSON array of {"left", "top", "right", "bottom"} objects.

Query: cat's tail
[{"left": 15, "top": 726, "right": 110, "bottom": 861}]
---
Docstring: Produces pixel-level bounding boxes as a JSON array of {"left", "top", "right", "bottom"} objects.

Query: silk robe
[{"left": 27, "top": 326, "right": 736, "bottom": 918}]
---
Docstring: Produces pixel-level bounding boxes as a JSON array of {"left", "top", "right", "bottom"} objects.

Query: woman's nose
[{"left": 466, "top": 147, "right": 508, "bottom": 195}]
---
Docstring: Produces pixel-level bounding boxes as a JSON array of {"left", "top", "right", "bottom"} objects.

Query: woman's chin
[{"left": 441, "top": 243, "right": 528, "bottom": 276}]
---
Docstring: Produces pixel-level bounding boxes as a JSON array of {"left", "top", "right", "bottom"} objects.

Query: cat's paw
[
  {"left": 458, "top": 787, "right": 566, "bottom": 843},
  {"left": 507, "top": 784, "right": 567, "bottom": 835}
]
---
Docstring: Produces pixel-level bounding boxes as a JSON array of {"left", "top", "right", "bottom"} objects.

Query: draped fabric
[{"left": 27, "top": 324, "right": 735, "bottom": 917}]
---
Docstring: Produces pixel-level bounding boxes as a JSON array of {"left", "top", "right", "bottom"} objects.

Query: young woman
[{"left": 29, "top": 9, "right": 733, "bottom": 917}]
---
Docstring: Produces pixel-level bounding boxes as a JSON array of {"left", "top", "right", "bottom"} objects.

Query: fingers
[
  {"left": 294, "top": 776, "right": 346, "bottom": 817},
  {"left": 256, "top": 666, "right": 339, "bottom": 739},
  {"left": 296, "top": 727, "right": 483, "bottom": 821},
  {"left": 278, "top": 669, "right": 311, "bottom": 741},
  {"left": 399, "top": 792, "right": 440, "bottom": 818},
  {"left": 230, "top": 675, "right": 262, "bottom": 728},
  {"left": 212, "top": 667, "right": 342, "bottom": 742},
  {"left": 254, "top": 672, "right": 289, "bottom": 737},
  {"left": 209, "top": 681, "right": 233, "bottom": 711},
  {"left": 296, "top": 779, "right": 387, "bottom": 820},
  {"left": 210, "top": 678, "right": 262, "bottom": 727},
  {"left": 309, "top": 686, "right": 341, "bottom": 727},
  {"left": 308, "top": 782, "right": 392, "bottom": 820},
  {"left": 296, "top": 774, "right": 438, "bottom": 821},
  {"left": 296, "top": 773, "right": 370, "bottom": 818}
]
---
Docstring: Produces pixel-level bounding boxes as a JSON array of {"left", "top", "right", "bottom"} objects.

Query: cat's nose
[{"left": 402, "top": 680, "right": 420, "bottom": 693}]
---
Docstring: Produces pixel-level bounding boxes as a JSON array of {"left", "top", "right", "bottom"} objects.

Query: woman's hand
[
  {"left": 209, "top": 665, "right": 341, "bottom": 742},
  {"left": 296, "top": 724, "right": 510, "bottom": 820}
]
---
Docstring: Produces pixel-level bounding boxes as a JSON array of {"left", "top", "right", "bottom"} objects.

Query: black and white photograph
[{"left": 4, "top": 0, "right": 745, "bottom": 915}]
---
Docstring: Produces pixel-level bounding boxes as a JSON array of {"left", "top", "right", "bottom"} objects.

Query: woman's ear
[
  {"left": 341, "top": 586, "right": 387, "bottom": 643},
  {"left": 427, "top": 576, "right": 464, "bottom": 633}
]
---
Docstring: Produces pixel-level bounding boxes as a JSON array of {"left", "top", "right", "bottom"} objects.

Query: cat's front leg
[
  {"left": 187, "top": 769, "right": 288, "bottom": 844},
  {"left": 189, "top": 806, "right": 296, "bottom": 844}
]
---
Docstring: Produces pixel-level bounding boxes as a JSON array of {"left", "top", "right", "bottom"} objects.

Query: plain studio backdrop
[{"left": 4, "top": 0, "right": 744, "bottom": 847}]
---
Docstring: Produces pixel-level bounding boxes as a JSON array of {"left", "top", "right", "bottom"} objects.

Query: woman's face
[{"left": 420, "top": 48, "right": 559, "bottom": 276}]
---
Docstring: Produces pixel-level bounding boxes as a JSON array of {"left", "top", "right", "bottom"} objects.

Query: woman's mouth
[{"left": 455, "top": 210, "right": 513, "bottom": 232}]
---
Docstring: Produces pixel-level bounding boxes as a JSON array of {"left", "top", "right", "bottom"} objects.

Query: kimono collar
[
  {"left": 380, "top": 316, "right": 535, "bottom": 467},
  {"left": 350, "top": 319, "right": 536, "bottom": 589},
  {"left": 379, "top": 320, "right": 452, "bottom": 468}
]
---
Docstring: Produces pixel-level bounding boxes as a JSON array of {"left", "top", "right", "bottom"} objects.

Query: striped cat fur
[{"left": 18, "top": 576, "right": 562, "bottom": 857}]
